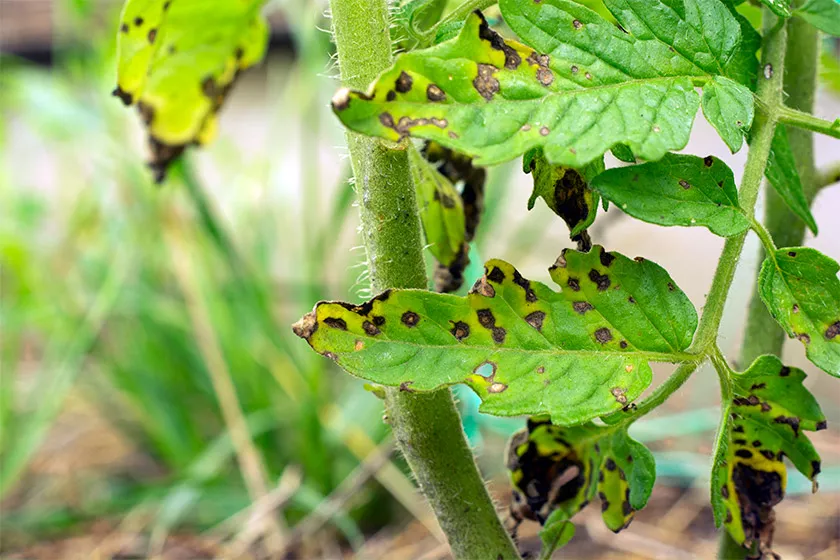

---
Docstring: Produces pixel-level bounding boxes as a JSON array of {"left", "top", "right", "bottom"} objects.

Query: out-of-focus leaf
[
  {"left": 538, "top": 510, "right": 576, "bottom": 559},
  {"left": 756, "top": 0, "right": 792, "bottom": 17},
  {"left": 293, "top": 247, "right": 697, "bottom": 423},
  {"left": 764, "top": 125, "right": 818, "bottom": 235},
  {"left": 114, "top": 0, "right": 269, "bottom": 180},
  {"left": 711, "top": 355, "right": 825, "bottom": 551},
  {"left": 507, "top": 417, "right": 656, "bottom": 538},
  {"left": 591, "top": 154, "right": 751, "bottom": 236},
  {"left": 795, "top": 0, "right": 840, "bottom": 36},
  {"left": 701, "top": 76, "right": 755, "bottom": 153},
  {"left": 758, "top": 248, "right": 840, "bottom": 376}
]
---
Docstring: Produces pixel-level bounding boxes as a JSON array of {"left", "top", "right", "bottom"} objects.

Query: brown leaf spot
[
  {"left": 816, "top": 420, "right": 828, "bottom": 431},
  {"left": 488, "top": 382, "right": 508, "bottom": 393},
  {"left": 401, "top": 311, "right": 420, "bottom": 327},
  {"left": 120, "top": 23, "right": 129, "bottom": 33},
  {"left": 539, "top": 126, "right": 550, "bottom": 136},
  {"left": 750, "top": 383, "right": 766, "bottom": 391},
  {"left": 492, "top": 327, "right": 507, "bottom": 344},
  {"left": 477, "top": 309, "right": 496, "bottom": 329},
  {"left": 537, "top": 366, "right": 545, "bottom": 374},
  {"left": 599, "top": 248, "right": 615, "bottom": 267},
  {"left": 571, "top": 65, "right": 579, "bottom": 74},
  {"left": 473, "top": 63, "right": 500, "bottom": 101},
  {"left": 573, "top": 301, "right": 594, "bottom": 314},
  {"left": 589, "top": 269, "right": 611, "bottom": 291},
  {"left": 774, "top": 415, "right": 800, "bottom": 436},
  {"left": 487, "top": 266, "right": 506, "bottom": 283},
  {"left": 735, "top": 449, "right": 753, "bottom": 459},
  {"left": 400, "top": 381, "right": 415, "bottom": 392},
  {"left": 477, "top": 13, "right": 521, "bottom": 69},
  {"left": 788, "top": 251, "right": 797, "bottom": 257},
  {"left": 512, "top": 268, "right": 538, "bottom": 302},
  {"left": 761, "top": 450, "right": 775, "bottom": 460},
  {"left": 521, "top": 124, "right": 532, "bottom": 131},
  {"left": 395, "top": 71, "right": 413, "bottom": 93},
  {"left": 622, "top": 501, "right": 633, "bottom": 516},
  {"left": 426, "top": 84, "right": 446, "bottom": 102},
  {"left": 354, "top": 339, "right": 364, "bottom": 351},
  {"left": 362, "top": 321, "right": 381, "bottom": 336},
  {"left": 448, "top": 130, "right": 459, "bottom": 139},
  {"left": 292, "top": 311, "right": 318, "bottom": 340},
  {"left": 679, "top": 179, "right": 691, "bottom": 190},
  {"left": 792, "top": 304, "right": 800, "bottom": 313},
  {"left": 796, "top": 332, "right": 811, "bottom": 345},
  {"left": 323, "top": 351, "right": 338, "bottom": 361},
  {"left": 470, "top": 277, "right": 496, "bottom": 298},
  {"left": 148, "top": 28, "right": 157, "bottom": 43},
  {"left": 605, "top": 458, "right": 616, "bottom": 471},
  {"left": 525, "top": 311, "right": 545, "bottom": 331},
  {"left": 584, "top": 72, "right": 592, "bottom": 80},
  {"left": 611, "top": 387, "right": 627, "bottom": 404},
  {"left": 536, "top": 67, "right": 554, "bottom": 86},
  {"left": 450, "top": 321, "right": 470, "bottom": 341},
  {"left": 324, "top": 317, "right": 347, "bottom": 330},
  {"left": 373, "top": 315, "right": 386, "bottom": 326},
  {"left": 573, "top": 19, "right": 583, "bottom": 29},
  {"left": 667, "top": 282, "right": 675, "bottom": 292},
  {"left": 752, "top": 440, "right": 762, "bottom": 448},
  {"left": 825, "top": 321, "right": 840, "bottom": 340},
  {"left": 721, "top": 485, "right": 729, "bottom": 499},
  {"left": 331, "top": 88, "right": 351, "bottom": 111},
  {"left": 628, "top": 296, "right": 636, "bottom": 304},
  {"left": 595, "top": 328, "right": 613, "bottom": 344},
  {"left": 134, "top": 16, "right": 143, "bottom": 26},
  {"left": 779, "top": 366, "right": 790, "bottom": 377},
  {"left": 386, "top": 90, "right": 396, "bottom": 102},
  {"left": 620, "top": 340, "right": 628, "bottom": 349},
  {"left": 112, "top": 86, "right": 133, "bottom": 106},
  {"left": 567, "top": 277, "right": 580, "bottom": 291},
  {"left": 704, "top": 156, "right": 714, "bottom": 167}
]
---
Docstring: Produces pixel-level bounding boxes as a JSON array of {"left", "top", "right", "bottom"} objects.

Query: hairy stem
[
  {"left": 328, "top": 0, "right": 519, "bottom": 557},
  {"left": 778, "top": 107, "right": 840, "bottom": 139}
]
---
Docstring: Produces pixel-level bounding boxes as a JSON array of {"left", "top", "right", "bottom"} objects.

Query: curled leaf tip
[{"left": 292, "top": 311, "right": 318, "bottom": 340}]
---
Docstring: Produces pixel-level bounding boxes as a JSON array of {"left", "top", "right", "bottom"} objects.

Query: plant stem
[
  {"left": 328, "top": 0, "right": 519, "bottom": 557},
  {"left": 777, "top": 107, "right": 840, "bottom": 139}
]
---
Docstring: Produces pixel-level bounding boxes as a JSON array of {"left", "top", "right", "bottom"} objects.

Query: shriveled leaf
[
  {"left": 409, "top": 146, "right": 466, "bottom": 268},
  {"left": 114, "top": 0, "right": 268, "bottom": 181},
  {"left": 538, "top": 511, "right": 575, "bottom": 560},
  {"left": 591, "top": 154, "right": 750, "bottom": 237},
  {"left": 765, "top": 125, "right": 818, "bottom": 235},
  {"left": 293, "top": 246, "right": 698, "bottom": 423},
  {"left": 711, "top": 355, "right": 825, "bottom": 551},
  {"left": 332, "top": 11, "right": 700, "bottom": 168},
  {"left": 508, "top": 417, "right": 656, "bottom": 536},
  {"left": 701, "top": 76, "right": 755, "bottom": 153},
  {"left": 758, "top": 248, "right": 840, "bottom": 376},
  {"left": 795, "top": 0, "right": 840, "bottom": 37},
  {"left": 756, "top": 0, "right": 792, "bottom": 17},
  {"left": 523, "top": 149, "right": 603, "bottom": 240}
]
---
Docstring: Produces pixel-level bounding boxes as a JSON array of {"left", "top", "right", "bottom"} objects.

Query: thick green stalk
[
  {"left": 716, "top": 9, "right": 791, "bottom": 560},
  {"left": 328, "top": 0, "right": 519, "bottom": 557},
  {"left": 740, "top": 9, "right": 820, "bottom": 366}
]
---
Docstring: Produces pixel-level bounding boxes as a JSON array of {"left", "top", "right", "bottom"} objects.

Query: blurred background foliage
[{"left": 1, "top": 0, "right": 840, "bottom": 558}]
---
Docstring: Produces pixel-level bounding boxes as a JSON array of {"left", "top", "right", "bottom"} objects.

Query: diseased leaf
[
  {"left": 523, "top": 149, "right": 603, "bottom": 246},
  {"left": 758, "top": 248, "right": 840, "bottom": 376},
  {"left": 293, "top": 246, "right": 698, "bottom": 423},
  {"left": 711, "top": 355, "right": 825, "bottom": 551},
  {"left": 756, "top": 0, "right": 792, "bottom": 17},
  {"left": 114, "top": 0, "right": 268, "bottom": 181},
  {"left": 591, "top": 154, "right": 751, "bottom": 237},
  {"left": 409, "top": 146, "right": 467, "bottom": 269},
  {"left": 701, "top": 76, "right": 755, "bottom": 153},
  {"left": 332, "top": 11, "right": 700, "bottom": 168},
  {"left": 764, "top": 125, "right": 819, "bottom": 235},
  {"left": 795, "top": 0, "right": 840, "bottom": 37},
  {"left": 507, "top": 417, "right": 656, "bottom": 538}
]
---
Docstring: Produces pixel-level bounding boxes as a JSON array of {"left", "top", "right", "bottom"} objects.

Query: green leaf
[
  {"left": 764, "top": 125, "right": 818, "bottom": 234},
  {"left": 758, "top": 248, "right": 840, "bottom": 376},
  {"left": 538, "top": 511, "right": 575, "bottom": 560},
  {"left": 293, "top": 246, "right": 698, "bottom": 423},
  {"left": 756, "top": 0, "right": 792, "bottom": 17},
  {"left": 591, "top": 153, "right": 751, "bottom": 237},
  {"left": 795, "top": 0, "right": 840, "bottom": 37},
  {"left": 701, "top": 76, "right": 755, "bottom": 153},
  {"left": 711, "top": 355, "right": 825, "bottom": 549},
  {"left": 409, "top": 146, "right": 467, "bottom": 268},
  {"left": 332, "top": 11, "right": 701, "bottom": 168},
  {"left": 610, "top": 144, "right": 636, "bottom": 164},
  {"left": 114, "top": 0, "right": 268, "bottom": 181},
  {"left": 507, "top": 417, "right": 656, "bottom": 537},
  {"left": 395, "top": 0, "right": 447, "bottom": 34},
  {"left": 523, "top": 149, "right": 603, "bottom": 238}
]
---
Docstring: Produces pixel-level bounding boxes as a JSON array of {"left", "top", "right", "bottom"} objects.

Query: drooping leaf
[
  {"left": 409, "top": 146, "right": 467, "bottom": 269},
  {"left": 764, "top": 125, "right": 818, "bottom": 235},
  {"left": 758, "top": 248, "right": 840, "bottom": 376},
  {"left": 701, "top": 76, "right": 755, "bottom": 153},
  {"left": 523, "top": 149, "right": 603, "bottom": 246},
  {"left": 755, "top": 0, "right": 792, "bottom": 17},
  {"left": 795, "top": 0, "right": 840, "bottom": 37},
  {"left": 332, "top": 11, "right": 701, "bottom": 168},
  {"left": 711, "top": 355, "right": 825, "bottom": 551},
  {"left": 591, "top": 154, "right": 751, "bottom": 237},
  {"left": 507, "top": 417, "right": 656, "bottom": 538},
  {"left": 293, "top": 246, "right": 698, "bottom": 423},
  {"left": 114, "top": 0, "right": 269, "bottom": 181}
]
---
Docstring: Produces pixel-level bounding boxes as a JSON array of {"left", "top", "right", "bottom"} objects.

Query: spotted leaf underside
[
  {"left": 293, "top": 246, "right": 698, "bottom": 424},
  {"left": 711, "top": 355, "right": 825, "bottom": 551},
  {"left": 114, "top": 0, "right": 268, "bottom": 181},
  {"left": 331, "top": 0, "right": 758, "bottom": 168},
  {"left": 507, "top": 416, "right": 656, "bottom": 542},
  {"left": 758, "top": 248, "right": 840, "bottom": 376},
  {"left": 591, "top": 153, "right": 751, "bottom": 237}
]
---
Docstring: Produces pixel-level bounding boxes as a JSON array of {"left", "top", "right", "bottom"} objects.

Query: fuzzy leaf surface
[
  {"left": 764, "top": 125, "right": 819, "bottom": 234},
  {"left": 408, "top": 147, "right": 466, "bottom": 267},
  {"left": 795, "top": 0, "right": 840, "bottom": 36},
  {"left": 114, "top": 0, "right": 268, "bottom": 180},
  {"left": 711, "top": 355, "right": 825, "bottom": 548},
  {"left": 758, "top": 248, "right": 840, "bottom": 376},
  {"left": 508, "top": 417, "right": 656, "bottom": 536},
  {"left": 591, "top": 153, "right": 750, "bottom": 236},
  {"left": 701, "top": 76, "right": 754, "bottom": 153},
  {"left": 293, "top": 247, "right": 698, "bottom": 423}
]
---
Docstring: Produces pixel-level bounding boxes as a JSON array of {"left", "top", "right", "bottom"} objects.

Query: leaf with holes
[
  {"left": 409, "top": 146, "right": 467, "bottom": 268},
  {"left": 507, "top": 417, "right": 656, "bottom": 539},
  {"left": 293, "top": 246, "right": 698, "bottom": 424},
  {"left": 711, "top": 355, "right": 825, "bottom": 550},
  {"left": 758, "top": 248, "right": 840, "bottom": 376},
  {"left": 591, "top": 153, "right": 750, "bottom": 236},
  {"left": 114, "top": 0, "right": 268, "bottom": 181},
  {"left": 701, "top": 76, "right": 755, "bottom": 153},
  {"left": 523, "top": 149, "right": 604, "bottom": 239},
  {"left": 764, "top": 125, "right": 819, "bottom": 234},
  {"left": 795, "top": 0, "right": 840, "bottom": 36}
]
